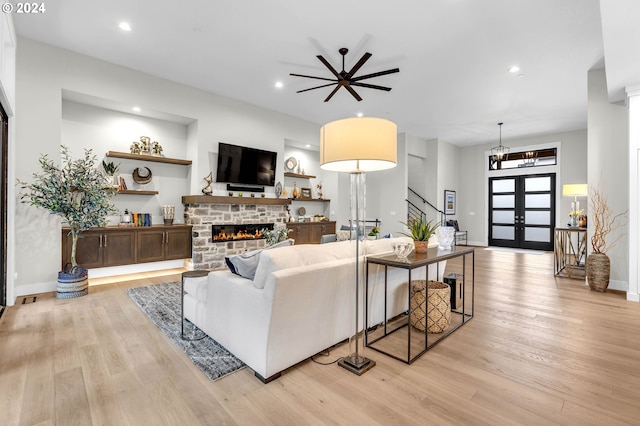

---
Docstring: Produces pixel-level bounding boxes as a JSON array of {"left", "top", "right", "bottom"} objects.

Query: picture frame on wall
[{"left": 445, "top": 190, "right": 456, "bottom": 215}]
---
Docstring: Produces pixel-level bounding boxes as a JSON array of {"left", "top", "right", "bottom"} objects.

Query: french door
[{"left": 489, "top": 173, "right": 556, "bottom": 251}]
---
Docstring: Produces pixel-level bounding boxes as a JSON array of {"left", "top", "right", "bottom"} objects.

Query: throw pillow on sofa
[{"left": 225, "top": 238, "right": 294, "bottom": 279}]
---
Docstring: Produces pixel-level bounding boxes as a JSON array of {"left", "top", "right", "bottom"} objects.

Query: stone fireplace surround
[{"left": 182, "top": 196, "right": 290, "bottom": 270}]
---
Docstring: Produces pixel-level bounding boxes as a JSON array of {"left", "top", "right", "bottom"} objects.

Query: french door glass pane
[
  {"left": 493, "top": 211, "right": 515, "bottom": 224},
  {"left": 492, "top": 226, "right": 515, "bottom": 240},
  {"left": 493, "top": 179, "right": 515, "bottom": 193},
  {"left": 525, "top": 211, "right": 550, "bottom": 225},
  {"left": 493, "top": 195, "right": 515, "bottom": 208},
  {"left": 525, "top": 176, "right": 551, "bottom": 192},
  {"left": 525, "top": 194, "right": 550, "bottom": 208},
  {"left": 525, "top": 227, "right": 550, "bottom": 242}
]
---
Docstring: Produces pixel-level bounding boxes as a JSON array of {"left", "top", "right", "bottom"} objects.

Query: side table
[
  {"left": 554, "top": 227, "right": 587, "bottom": 279},
  {"left": 365, "top": 246, "right": 474, "bottom": 364},
  {"left": 181, "top": 270, "right": 209, "bottom": 340}
]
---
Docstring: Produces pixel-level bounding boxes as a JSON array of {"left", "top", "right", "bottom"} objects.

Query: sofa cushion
[
  {"left": 252, "top": 239, "right": 357, "bottom": 289},
  {"left": 251, "top": 237, "right": 412, "bottom": 289},
  {"left": 225, "top": 239, "right": 294, "bottom": 279}
]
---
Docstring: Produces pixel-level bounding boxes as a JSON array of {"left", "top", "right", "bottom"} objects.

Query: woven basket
[
  {"left": 587, "top": 253, "right": 610, "bottom": 293},
  {"left": 410, "top": 280, "right": 451, "bottom": 333},
  {"left": 57, "top": 263, "right": 88, "bottom": 299}
]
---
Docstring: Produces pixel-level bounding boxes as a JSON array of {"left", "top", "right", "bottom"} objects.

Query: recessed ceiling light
[
  {"left": 508, "top": 66, "right": 520, "bottom": 74},
  {"left": 132, "top": 106, "right": 141, "bottom": 112},
  {"left": 119, "top": 22, "right": 132, "bottom": 31},
  {"left": 356, "top": 112, "right": 364, "bottom": 118},
  {"left": 305, "top": 144, "right": 311, "bottom": 148},
  {"left": 275, "top": 81, "right": 284, "bottom": 89}
]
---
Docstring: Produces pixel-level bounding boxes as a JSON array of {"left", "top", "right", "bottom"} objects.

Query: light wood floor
[{"left": 2, "top": 249, "right": 640, "bottom": 425}]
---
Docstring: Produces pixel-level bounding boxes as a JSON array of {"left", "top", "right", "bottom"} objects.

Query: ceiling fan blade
[
  {"left": 316, "top": 55, "right": 342, "bottom": 79},
  {"left": 344, "top": 85, "right": 363, "bottom": 102},
  {"left": 297, "top": 82, "right": 339, "bottom": 93},
  {"left": 345, "top": 52, "right": 372, "bottom": 79},
  {"left": 323, "top": 85, "right": 342, "bottom": 102},
  {"left": 351, "top": 68, "right": 400, "bottom": 82},
  {"left": 289, "top": 73, "right": 337, "bottom": 83},
  {"left": 351, "top": 82, "right": 392, "bottom": 91}
]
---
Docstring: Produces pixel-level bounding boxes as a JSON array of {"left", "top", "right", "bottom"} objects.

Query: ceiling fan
[{"left": 290, "top": 47, "right": 399, "bottom": 102}]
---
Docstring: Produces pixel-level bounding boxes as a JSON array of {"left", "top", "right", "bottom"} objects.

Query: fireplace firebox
[{"left": 212, "top": 223, "right": 274, "bottom": 242}]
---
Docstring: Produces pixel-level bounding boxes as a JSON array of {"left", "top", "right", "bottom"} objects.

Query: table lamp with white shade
[{"left": 562, "top": 184, "right": 588, "bottom": 227}]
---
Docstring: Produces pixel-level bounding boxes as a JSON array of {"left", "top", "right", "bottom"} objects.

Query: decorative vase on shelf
[{"left": 292, "top": 182, "right": 300, "bottom": 199}]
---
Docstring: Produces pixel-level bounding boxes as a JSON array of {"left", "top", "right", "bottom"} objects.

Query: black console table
[{"left": 365, "top": 246, "right": 474, "bottom": 364}]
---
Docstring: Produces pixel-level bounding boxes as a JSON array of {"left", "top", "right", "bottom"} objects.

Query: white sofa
[{"left": 183, "top": 236, "right": 445, "bottom": 382}]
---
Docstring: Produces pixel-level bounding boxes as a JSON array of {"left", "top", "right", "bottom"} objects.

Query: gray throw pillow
[{"left": 225, "top": 238, "right": 294, "bottom": 279}]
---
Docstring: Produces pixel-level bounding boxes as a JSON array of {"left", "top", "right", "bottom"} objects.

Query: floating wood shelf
[
  {"left": 118, "top": 190, "right": 159, "bottom": 195},
  {"left": 284, "top": 172, "right": 316, "bottom": 179},
  {"left": 289, "top": 198, "right": 330, "bottom": 202},
  {"left": 106, "top": 151, "right": 192, "bottom": 165},
  {"left": 182, "top": 195, "right": 291, "bottom": 205}
]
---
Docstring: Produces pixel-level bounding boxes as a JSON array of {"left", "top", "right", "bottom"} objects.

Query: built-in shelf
[
  {"left": 106, "top": 151, "right": 192, "bottom": 166},
  {"left": 289, "top": 198, "right": 330, "bottom": 203},
  {"left": 118, "top": 190, "right": 159, "bottom": 195},
  {"left": 182, "top": 195, "right": 291, "bottom": 205},
  {"left": 284, "top": 172, "right": 316, "bottom": 179}
]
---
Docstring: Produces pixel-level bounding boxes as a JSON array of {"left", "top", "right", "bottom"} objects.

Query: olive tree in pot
[
  {"left": 587, "top": 188, "right": 626, "bottom": 292},
  {"left": 19, "top": 146, "right": 117, "bottom": 298}
]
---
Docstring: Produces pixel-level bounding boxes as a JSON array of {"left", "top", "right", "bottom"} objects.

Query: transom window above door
[{"left": 489, "top": 148, "right": 557, "bottom": 171}]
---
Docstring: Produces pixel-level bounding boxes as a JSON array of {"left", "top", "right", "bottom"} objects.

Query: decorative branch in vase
[{"left": 587, "top": 188, "right": 626, "bottom": 292}]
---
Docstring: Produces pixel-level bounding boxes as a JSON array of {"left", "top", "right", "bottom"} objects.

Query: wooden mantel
[{"left": 181, "top": 195, "right": 291, "bottom": 205}]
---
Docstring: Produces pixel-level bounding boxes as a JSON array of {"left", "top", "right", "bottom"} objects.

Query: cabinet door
[
  {"left": 73, "top": 232, "right": 104, "bottom": 269},
  {"left": 321, "top": 222, "right": 336, "bottom": 235},
  {"left": 102, "top": 232, "right": 136, "bottom": 266},
  {"left": 310, "top": 224, "right": 323, "bottom": 244},
  {"left": 165, "top": 228, "right": 192, "bottom": 260},
  {"left": 137, "top": 230, "right": 166, "bottom": 263}
]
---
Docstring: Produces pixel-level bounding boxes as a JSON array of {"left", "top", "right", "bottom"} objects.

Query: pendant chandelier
[{"left": 491, "top": 122, "right": 509, "bottom": 162}]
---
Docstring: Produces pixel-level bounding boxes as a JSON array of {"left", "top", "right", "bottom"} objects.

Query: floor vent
[{"left": 21, "top": 296, "right": 36, "bottom": 304}]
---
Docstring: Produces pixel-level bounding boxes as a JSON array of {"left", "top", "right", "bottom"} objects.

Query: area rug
[{"left": 126, "top": 282, "right": 246, "bottom": 381}]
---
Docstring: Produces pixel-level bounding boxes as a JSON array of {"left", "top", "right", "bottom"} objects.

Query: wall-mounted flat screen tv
[{"left": 215, "top": 142, "right": 277, "bottom": 187}]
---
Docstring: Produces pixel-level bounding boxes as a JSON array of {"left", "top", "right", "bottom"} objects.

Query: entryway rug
[{"left": 126, "top": 282, "right": 246, "bottom": 381}]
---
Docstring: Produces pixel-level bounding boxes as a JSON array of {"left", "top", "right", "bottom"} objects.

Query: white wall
[
  {"left": 458, "top": 129, "right": 587, "bottom": 246},
  {"left": 587, "top": 68, "right": 629, "bottom": 291},
  {"left": 14, "top": 37, "right": 319, "bottom": 298},
  {"left": 61, "top": 100, "right": 191, "bottom": 225},
  {"left": 437, "top": 139, "right": 460, "bottom": 223},
  {"left": 1, "top": 13, "right": 15, "bottom": 306},
  {"left": 366, "top": 135, "right": 408, "bottom": 237},
  {"left": 627, "top": 87, "right": 640, "bottom": 301}
]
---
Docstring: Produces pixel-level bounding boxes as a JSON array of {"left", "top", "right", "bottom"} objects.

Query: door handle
[
  {"left": 165, "top": 232, "right": 169, "bottom": 244},
  {"left": 103, "top": 234, "right": 107, "bottom": 247},
  {"left": 99, "top": 234, "right": 103, "bottom": 247}
]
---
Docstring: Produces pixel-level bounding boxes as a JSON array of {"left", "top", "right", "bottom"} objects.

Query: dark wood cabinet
[
  {"left": 286, "top": 221, "right": 336, "bottom": 244},
  {"left": 62, "top": 225, "right": 192, "bottom": 269},
  {"left": 137, "top": 227, "right": 192, "bottom": 263}
]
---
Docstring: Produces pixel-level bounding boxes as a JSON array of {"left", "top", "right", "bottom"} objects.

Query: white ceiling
[{"left": 14, "top": 0, "right": 609, "bottom": 146}]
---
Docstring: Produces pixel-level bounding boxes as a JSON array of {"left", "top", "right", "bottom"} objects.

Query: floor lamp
[{"left": 320, "top": 117, "right": 397, "bottom": 375}]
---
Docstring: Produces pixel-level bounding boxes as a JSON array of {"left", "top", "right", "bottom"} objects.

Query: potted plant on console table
[
  {"left": 19, "top": 146, "right": 117, "bottom": 298},
  {"left": 401, "top": 216, "right": 439, "bottom": 254}
]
